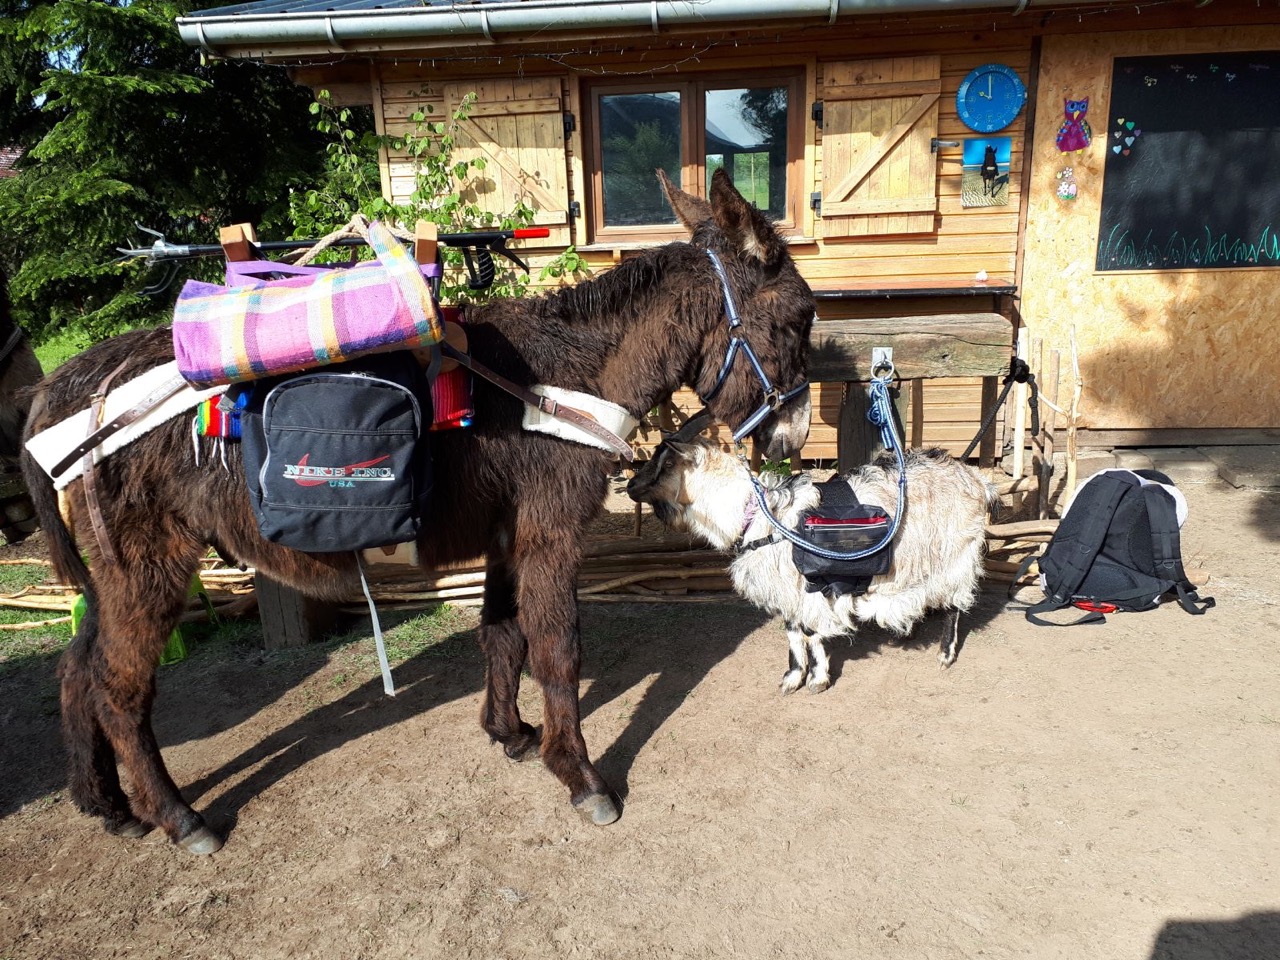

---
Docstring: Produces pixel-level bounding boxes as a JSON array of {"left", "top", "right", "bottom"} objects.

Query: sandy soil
[{"left": 2, "top": 478, "right": 1278, "bottom": 960}]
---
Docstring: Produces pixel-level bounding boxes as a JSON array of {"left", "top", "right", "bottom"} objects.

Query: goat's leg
[
  {"left": 939, "top": 608, "right": 963, "bottom": 667},
  {"left": 513, "top": 532, "right": 618, "bottom": 826},
  {"left": 805, "top": 629, "right": 833, "bottom": 693},
  {"left": 477, "top": 553, "right": 540, "bottom": 762},
  {"left": 59, "top": 630, "right": 144, "bottom": 838},
  {"left": 90, "top": 540, "right": 221, "bottom": 854},
  {"left": 780, "top": 622, "right": 809, "bottom": 694}
]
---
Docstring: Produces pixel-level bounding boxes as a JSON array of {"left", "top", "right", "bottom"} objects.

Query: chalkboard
[{"left": 1095, "top": 51, "right": 1280, "bottom": 271}]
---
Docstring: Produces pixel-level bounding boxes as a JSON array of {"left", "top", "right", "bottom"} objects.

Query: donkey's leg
[
  {"left": 91, "top": 542, "right": 222, "bottom": 854},
  {"left": 512, "top": 535, "right": 618, "bottom": 826},
  {"left": 59, "top": 631, "right": 145, "bottom": 837},
  {"left": 781, "top": 621, "right": 810, "bottom": 695},
  {"left": 478, "top": 553, "right": 540, "bottom": 762},
  {"left": 938, "top": 608, "right": 963, "bottom": 668}
]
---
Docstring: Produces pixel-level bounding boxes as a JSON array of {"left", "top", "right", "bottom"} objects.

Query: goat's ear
[
  {"left": 709, "top": 167, "right": 783, "bottom": 265},
  {"left": 658, "top": 169, "right": 713, "bottom": 233}
]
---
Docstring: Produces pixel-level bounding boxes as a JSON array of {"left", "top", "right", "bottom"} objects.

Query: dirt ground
[{"left": 2, "top": 476, "right": 1278, "bottom": 960}]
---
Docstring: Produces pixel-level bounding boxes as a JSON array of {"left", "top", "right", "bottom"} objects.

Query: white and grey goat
[{"left": 628, "top": 428, "right": 995, "bottom": 693}]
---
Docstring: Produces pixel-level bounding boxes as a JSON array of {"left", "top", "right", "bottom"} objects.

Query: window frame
[{"left": 584, "top": 69, "right": 806, "bottom": 246}]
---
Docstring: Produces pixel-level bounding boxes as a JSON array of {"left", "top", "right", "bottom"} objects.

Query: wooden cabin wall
[
  {"left": 292, "top": 5, "right": 1280, "bottom": 456},
  {"left": 1021, "top": 25, "right": 1280, "bottom": 437},
  {"left": 357, "top": 29, "right": 1034, "bottom": 461}
]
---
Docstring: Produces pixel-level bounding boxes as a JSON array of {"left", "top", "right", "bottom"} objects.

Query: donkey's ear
[
  {"left": 708, "top": 167, "right": 784, "bottom": 264},
  {"left": 664, "top": 440, "right": 704, "bottom": 462},
  {"left": 658, "top": 169, "right": 713, "bottom": 233}
]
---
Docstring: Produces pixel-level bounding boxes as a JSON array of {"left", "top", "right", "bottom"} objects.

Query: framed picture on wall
[
  {"left": 1096, "top": 51, "right": 1280, "bottom": 271},
  {"left": 961, "top": 137, "right": 1011, "bottom": 207}
]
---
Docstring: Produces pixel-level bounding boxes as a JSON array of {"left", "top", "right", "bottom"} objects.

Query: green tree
[
  {"left": 0, "top": 0, "right": 325, "bottom": 339},
  {"left": 293, "top": 90, "right": 587, "bottom": 305}
]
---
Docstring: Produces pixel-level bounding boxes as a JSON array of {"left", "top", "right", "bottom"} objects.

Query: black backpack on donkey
[{"left": 1018, "top": 468, "right": 1215, "bottom": 626}]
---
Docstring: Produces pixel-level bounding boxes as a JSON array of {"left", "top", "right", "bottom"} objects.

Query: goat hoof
[
  {"left": 780, "top": 671, "right": 805, "bottom": 695},
  {"left": 573, "top": 792, "right": 621, "bottom": 826},
  {"left": 807, "top": 677, "right": 831, "bottom": 694},
  {"left": 107, "top": 817, "right": 148, "bottom": 839},
  {"left": 178, "top": 825, "right": 224, "bottom": 856}
]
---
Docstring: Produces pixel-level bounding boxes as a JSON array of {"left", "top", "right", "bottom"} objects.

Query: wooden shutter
[
  {"left": 819, "top": 57, "right": 941, "bottom": 237},
  {"left": 442, "top": 78, "right": 572, "bottom": 248}
]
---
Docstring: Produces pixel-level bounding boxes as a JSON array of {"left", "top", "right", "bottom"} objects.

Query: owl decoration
[{"left": 1056, "top": 97, "right": 1093, "bottom": 154}]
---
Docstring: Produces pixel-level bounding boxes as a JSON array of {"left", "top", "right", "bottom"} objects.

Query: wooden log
[
  {"left": 1038, "top": 350, "right": 1061, "bottom": 520},
  {"left": 808, "top": 314, "right": 1013, "bottom": 381},
  {"left": 986, "top": 519, "right": 1059, "bottom": 539}
]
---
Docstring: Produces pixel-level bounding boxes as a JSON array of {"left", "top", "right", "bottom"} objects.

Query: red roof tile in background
[{"left": 0, "top": 146, "right": 22, "bottom": 178}]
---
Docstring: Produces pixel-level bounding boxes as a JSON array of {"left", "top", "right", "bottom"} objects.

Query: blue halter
[{"left": 699, "top": 250, "right": 810, "bottom": 443}]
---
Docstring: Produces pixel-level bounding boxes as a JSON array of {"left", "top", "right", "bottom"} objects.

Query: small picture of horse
[{"left": 961, "top": 136, "right": 1012, "bottom": 207}]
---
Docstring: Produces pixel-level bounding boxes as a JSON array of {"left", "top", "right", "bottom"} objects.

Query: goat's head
[{"left": 627, "top": 415, "right": 751, "bottom": 550}]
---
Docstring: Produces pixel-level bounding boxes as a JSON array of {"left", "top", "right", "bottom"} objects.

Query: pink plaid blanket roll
[{"left": 172, "top": 221, "right": 443, "bottom": 388}]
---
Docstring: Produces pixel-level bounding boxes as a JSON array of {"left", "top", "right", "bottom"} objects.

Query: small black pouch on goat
[
  {"left": 1018, "top": 469, "right": 1214, "bottom": 626},
  {"left": 792, "top": 478, "right": 894, "bottom": 598},
  {"left": 240, "top": 351, "right": 432, "bottom": 553}
]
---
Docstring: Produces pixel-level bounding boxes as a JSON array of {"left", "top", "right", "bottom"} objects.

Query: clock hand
[{"left": 988, "top": 75, "right": 993, "bottom": 98}]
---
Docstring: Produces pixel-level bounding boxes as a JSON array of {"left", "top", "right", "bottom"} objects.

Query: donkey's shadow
[{"left": 172, "top": 600, "right": 766, "bottom": 836}]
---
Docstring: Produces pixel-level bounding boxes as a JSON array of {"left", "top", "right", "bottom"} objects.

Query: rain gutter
[{"left": 178, "top": 0, "right": 1092, "bottom": 56}]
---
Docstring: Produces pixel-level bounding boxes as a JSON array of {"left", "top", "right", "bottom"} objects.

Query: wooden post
[
  {"left": 1010, "top": 327, "right": 1029, "bottom": 514},
  {"left": 218, "top": 223, "right": 258, "bottom": 262},
  {"left": 414, "top": 219, "right": 438, "bottom": 267},
  {"left": 1038, "top": 349, "right": 1061, "bottom": 520},
  {"left": 255, "top": 574, "right": 342, "bottom": 650},
  {"left": 910, "top": 379, "right": 925, "bottom": 449}
]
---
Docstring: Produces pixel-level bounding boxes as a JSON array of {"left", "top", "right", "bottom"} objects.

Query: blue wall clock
[{"left": 956, "top": 63, "right": 1027, "bottom": 134}]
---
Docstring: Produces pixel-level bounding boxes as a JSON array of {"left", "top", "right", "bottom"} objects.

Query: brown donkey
[{"left": 21, "top": 171, "right": 815, "bottom": 854}]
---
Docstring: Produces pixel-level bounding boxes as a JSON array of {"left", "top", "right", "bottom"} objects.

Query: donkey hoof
[
  {"left": 505, "top": 740, "right": 541, "bottom": 764},
  {"left": 178, "top": 825, "right": 224, "bottom": 855},
  {"left": 573, "top": 792, "right": 621, "bottom": 826},
  {"left": 108, "top": 817, "right": 149, "bottom": 839}
]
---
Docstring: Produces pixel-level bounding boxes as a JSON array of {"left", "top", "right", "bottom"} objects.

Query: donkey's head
[{"left": 659, "top": 169, "right": 814, "bottom": 462}]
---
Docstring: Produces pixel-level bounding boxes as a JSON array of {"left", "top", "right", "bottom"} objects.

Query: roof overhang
[{"left": 178, "top": 0, "right": 1112, "bottom": 60}]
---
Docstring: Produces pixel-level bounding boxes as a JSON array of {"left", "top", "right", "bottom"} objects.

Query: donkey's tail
[{"left": 19, "top": 390, "right": 98, "bottom": 638}]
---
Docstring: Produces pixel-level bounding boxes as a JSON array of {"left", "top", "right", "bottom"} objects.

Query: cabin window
[{"left": 586, "top": 72, "right": 804, "bottom": 243}]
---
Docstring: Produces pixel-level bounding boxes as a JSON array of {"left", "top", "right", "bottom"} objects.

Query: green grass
[{"left": 0, "top": 561, "right": 72, "bottom": 677}]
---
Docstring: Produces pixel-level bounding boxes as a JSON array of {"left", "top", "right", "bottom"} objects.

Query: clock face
[{"left": 956, "top": 64, "right": 1027, "bottom": 134}]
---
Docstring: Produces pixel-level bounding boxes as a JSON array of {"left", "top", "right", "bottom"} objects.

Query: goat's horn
[{"left": 667, "top": 408, "right": 715, "bottom": 443}]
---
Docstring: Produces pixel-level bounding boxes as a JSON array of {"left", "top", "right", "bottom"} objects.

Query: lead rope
[
  {"left": 741, "top": 366, "right": 907, "bottom": 562},
  {"left": 355, "top": 552, "right": 396, "bottom": 696}
]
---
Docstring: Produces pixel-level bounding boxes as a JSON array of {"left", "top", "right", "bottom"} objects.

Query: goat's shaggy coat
[
  {"left": 19, "top": 171, "right": 815, "bottom": 853},
  {"left": 628, "top": 442, "right": 995, "bottom": 692}
]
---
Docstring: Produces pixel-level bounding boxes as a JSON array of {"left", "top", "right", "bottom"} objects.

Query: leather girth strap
[
  {"left": 82, "top": 359, "right": 132, "bottom": 565},
  {"left": 440, "top": 343, "right": 635, "bottom": 461}
]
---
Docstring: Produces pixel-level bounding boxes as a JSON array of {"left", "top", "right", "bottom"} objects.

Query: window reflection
[
  {"left": 599, "top": 91, "right": 682, "bottom": 227},
  {"left": 705, "top": 86, "right": 788, "bottom": 219}
]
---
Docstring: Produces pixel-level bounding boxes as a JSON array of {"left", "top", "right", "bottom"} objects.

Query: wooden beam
[{"left": 808, "top": 313, "right": 1013, "bottom": 381}]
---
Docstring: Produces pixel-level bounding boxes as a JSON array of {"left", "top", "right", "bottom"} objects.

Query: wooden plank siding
[{"left": 369, "top": 44, "right": 1028, "bottom": 462}]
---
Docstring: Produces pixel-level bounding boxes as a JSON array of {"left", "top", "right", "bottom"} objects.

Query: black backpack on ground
[
  {"left": 1018, "top": 468, "right": 1214, "bottom": 626},
  {"left": 239, "top": 351, "right": 432, "bottom": 553}
]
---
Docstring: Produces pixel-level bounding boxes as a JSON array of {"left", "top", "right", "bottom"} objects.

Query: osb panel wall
[{"left": 1022, "top": 27, "right": 1280, "bottom": 430}]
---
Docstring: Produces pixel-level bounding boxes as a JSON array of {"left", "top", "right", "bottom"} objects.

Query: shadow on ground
[{"left": 1148, "top": 911, "right": 1280, "bottom": 960}]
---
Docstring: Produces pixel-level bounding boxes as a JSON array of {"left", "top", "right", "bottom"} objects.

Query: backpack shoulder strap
[
  {"left": 1019, "top": 475, "right": 1136, "bottom": 626},
  {"left": 1042, "top": 473, "right": 1136, "bottom": 605},
  {"left": 1141, "top": 484, "right": 1216, "bottom": 616}
]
